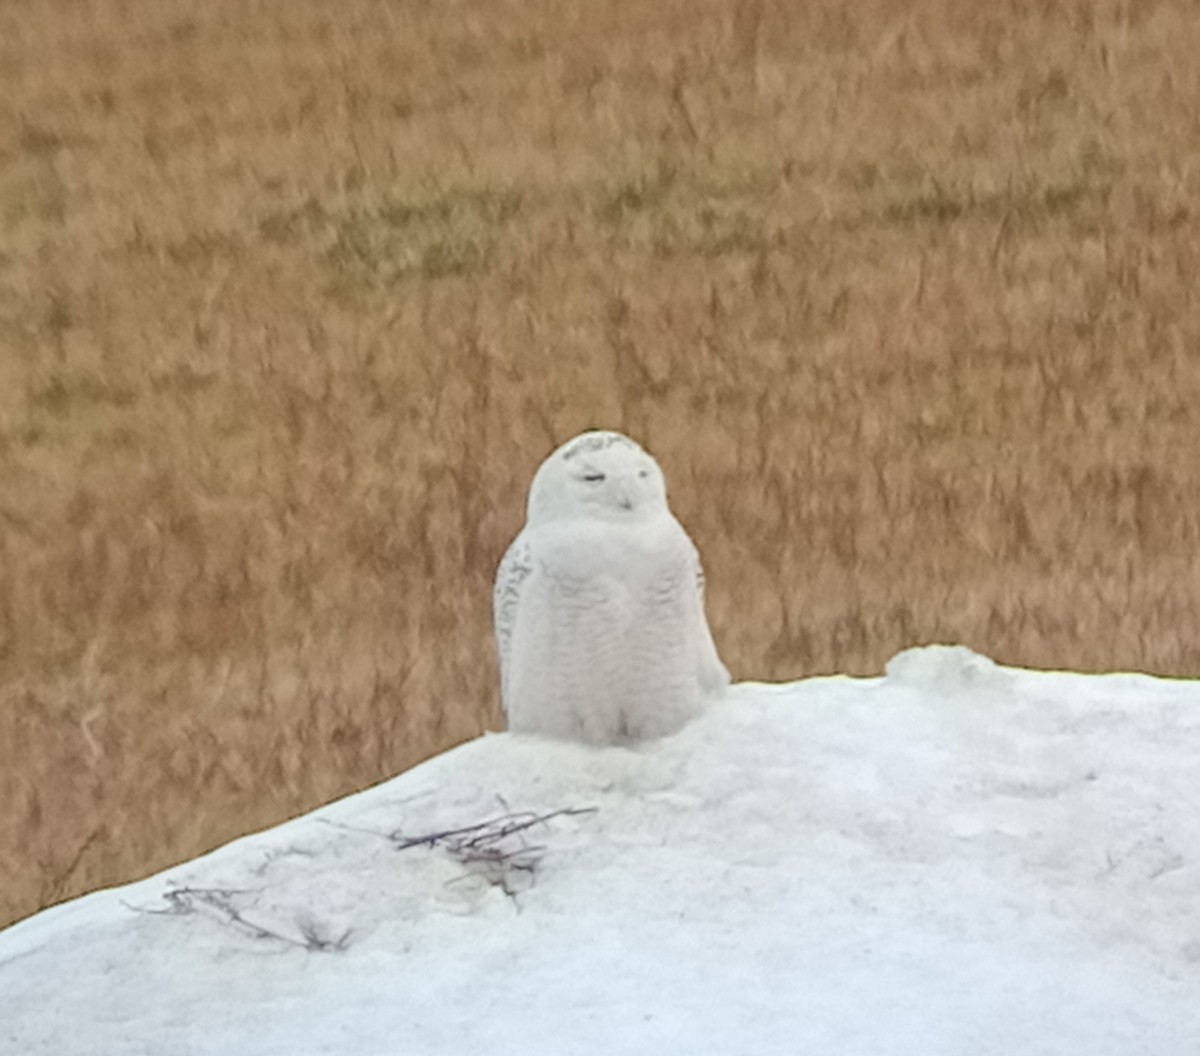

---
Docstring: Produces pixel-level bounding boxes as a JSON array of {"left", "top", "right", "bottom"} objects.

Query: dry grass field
[{"left": 2, "top": 0, "right": 1199, "bottom": 927}]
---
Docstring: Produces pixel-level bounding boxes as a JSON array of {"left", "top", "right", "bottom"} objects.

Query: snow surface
[{"left": 3, "top": 645, "right": 1199, "bottom": 1055}]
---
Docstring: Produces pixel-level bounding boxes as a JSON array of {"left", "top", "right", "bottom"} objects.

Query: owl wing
[
  {"left": 694, "top": 551, "right": 707, "bottom": 598},
  {"left": 493, "top": 530, "right": 536, "bottom": 714},
  {"left": 687, "top": 536, "right": 731, "bottom": 695}
]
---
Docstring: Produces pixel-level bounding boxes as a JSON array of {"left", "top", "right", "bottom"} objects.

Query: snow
[{"left": 3, "top": 645, "right": 1198, "bottom": 1055}]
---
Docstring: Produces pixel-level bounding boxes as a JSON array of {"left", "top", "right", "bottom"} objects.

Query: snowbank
[{"left": 3, "top": 647, "right": 1198, "bottom": 1055}]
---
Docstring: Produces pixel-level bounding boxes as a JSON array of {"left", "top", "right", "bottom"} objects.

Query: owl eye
[
  {"left": 582, "top": 472, "right": 606, "bottom": 483},
  {"left": 638, "top": 469, "right": 650, "bottom": 479}
]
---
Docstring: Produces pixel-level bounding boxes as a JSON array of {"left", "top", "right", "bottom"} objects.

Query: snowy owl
[{"left": 493, "top": 430, "right": 729, "bottom": 744}]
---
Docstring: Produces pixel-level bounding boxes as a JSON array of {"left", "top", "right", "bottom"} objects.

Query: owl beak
[{"left": 615, "top": 481, "right": 635, "bottom": 511}]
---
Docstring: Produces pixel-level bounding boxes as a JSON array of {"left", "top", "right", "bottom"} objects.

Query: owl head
[{"left": 526, "top": 430, "right": 669, "bottom": 525}]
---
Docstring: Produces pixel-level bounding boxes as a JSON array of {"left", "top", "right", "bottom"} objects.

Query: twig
[
  {"left": 390, "top": 806, "right": 598, "bottom": 897},
  {"left": 390, "top": 807, "right": 597, "bottom": 852},
  {"left": 125, "top": 886, "right": 351, "bottom": 953}
]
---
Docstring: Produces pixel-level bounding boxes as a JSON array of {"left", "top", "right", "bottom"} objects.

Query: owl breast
[{"left": 505, "top": 517, "right": 706, "bottom": 744}]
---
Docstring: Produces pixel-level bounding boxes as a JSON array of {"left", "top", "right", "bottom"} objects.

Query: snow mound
[
  {"left": 884, "top": 643, "right": 1013, "bottom": 697},
  {"left": 2, "top": 658, "right": 1199, "bottom": 1056}
]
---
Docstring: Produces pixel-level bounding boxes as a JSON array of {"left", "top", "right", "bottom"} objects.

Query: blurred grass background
[{"left": 2, "top": 0, "right": 1199, "bottom": 926}]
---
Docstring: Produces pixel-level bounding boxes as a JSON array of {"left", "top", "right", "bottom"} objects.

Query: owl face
[{"left": 527, "top": 431, "right": 669, "bottom": 525}]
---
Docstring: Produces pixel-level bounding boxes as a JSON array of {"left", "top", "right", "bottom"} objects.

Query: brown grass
[{"left": 2, "top": 0, "right": 1199, "bottom": 928}]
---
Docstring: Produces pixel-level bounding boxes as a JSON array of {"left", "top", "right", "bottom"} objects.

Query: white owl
[{"left": 494, "top": 430, "right": 730, "bottom": 744}]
